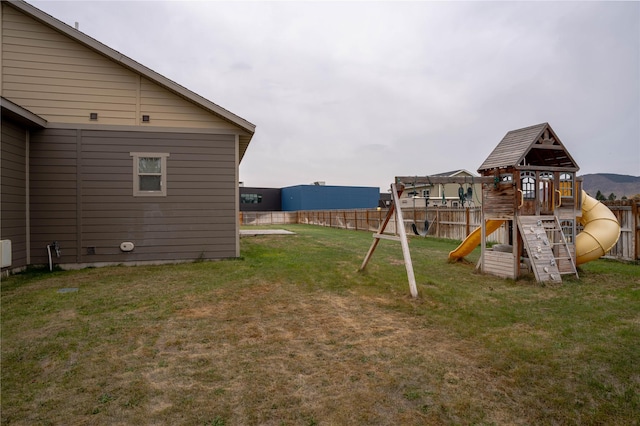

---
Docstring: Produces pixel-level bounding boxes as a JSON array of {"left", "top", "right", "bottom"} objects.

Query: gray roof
[
  {"left": 478, "top": 123, "right": 579, "bottom": 172},
  {"left": 431, "top": 169, "right": 477, "bottom": 177}
]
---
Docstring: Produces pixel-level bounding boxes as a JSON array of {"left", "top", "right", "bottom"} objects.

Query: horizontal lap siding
[
  {"left": 29, "top": 129, "right": 78, "bottom": 265},
  {"left": 2, "top": 5, "right": 241, "bottom": 131},
  {"left": 484, "top": 251, "right": 516, "bottom": 279},
  {"left": 2, "top": 6, "right": 138, "bottom": 125},
  {"left": 80, "top": 130, "right": 236, "bottom": 262},
  {"left": 1, "top": 121, "right": 28, "bottom": 269},
  {"left": 139, "top": 79, "right": 237, "bottom": 129}
]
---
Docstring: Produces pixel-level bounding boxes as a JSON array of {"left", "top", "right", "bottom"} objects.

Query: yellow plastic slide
[
  {"left": 575, "top": 190, "right": 620, "bottom": 265},
  {"left": 448, "top": 219, "right": 505, "bottom": 261}
]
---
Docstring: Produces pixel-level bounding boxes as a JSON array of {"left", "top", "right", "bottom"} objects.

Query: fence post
[
  {"left": 465, "top": 207, "right": 470, "bottom": 237},
  {"left": 633, "top": 200, "right": 639, "bottom": 261}
]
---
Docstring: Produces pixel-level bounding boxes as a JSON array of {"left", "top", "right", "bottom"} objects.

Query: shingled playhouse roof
[{"left": 478, "top": 123, "right": 579, "bottom": 173}]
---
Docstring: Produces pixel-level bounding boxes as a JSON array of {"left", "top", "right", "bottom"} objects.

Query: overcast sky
[{"left": 31, "top": 0, "right": 639, "bottom": 191}]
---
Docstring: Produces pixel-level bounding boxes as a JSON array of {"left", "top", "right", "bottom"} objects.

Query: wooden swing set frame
[{"left": 359, "top": 176, "right": 494, "bottom": 298}]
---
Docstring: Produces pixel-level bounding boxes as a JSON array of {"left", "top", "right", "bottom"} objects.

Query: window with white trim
[
  {"left": 520, "top": 171, "right": 536, "bottom": 200},
  {"left": 130, "top": 152, "right": 169, "bottom": 197},
  {"left": 499, "top": 173, "right": 513, "bottom": 183},
  {"left": 559, "top": 173, "right": 573, "bottom": 199}
]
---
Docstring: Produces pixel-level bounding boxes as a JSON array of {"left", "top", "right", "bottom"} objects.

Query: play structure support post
[
  {"left": 465, "top": 208, "right": 470, "bottom": 237},
  {"left": 359, "top": 183, "right": 418, "bottom": 298},
  {"left": 480, "top": 215, "right": 486, "bottom": 273},
  {"left": 392, "top": 185, "right": 418, "bottom": 298}
]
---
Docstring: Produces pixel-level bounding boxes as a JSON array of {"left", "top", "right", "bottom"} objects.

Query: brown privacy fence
[
  {"left": 241, "top": 201, "right": 640, "bottom": 262},
  {"left": 602, "top": 199, "right": 639, "bottom": 262},
  {"left": 241, "top": 208, "right": 508, "bottom": 244}
]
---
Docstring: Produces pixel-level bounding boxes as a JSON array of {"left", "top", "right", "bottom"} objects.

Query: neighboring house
[
  {"left": 1, "top": 0, "right": 255, "bottom": 273},
  {"left": 378, "top": 192, "right": 392, "bottom": 209},
  {"left": 397, "top": 169, "right": 482, "bottom": 209}
]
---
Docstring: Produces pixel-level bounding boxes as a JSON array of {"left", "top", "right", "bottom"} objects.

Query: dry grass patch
[
  {"left": 148, "top": 283, "right": 522, "bottom": 425},
  {"left": 1, "top": 276, "right": 519, "bottom": 425}
]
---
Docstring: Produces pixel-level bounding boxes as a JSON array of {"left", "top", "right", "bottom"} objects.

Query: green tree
[
  {"left": 595, "top": 190, "right": 606, "bottom": 201},
  {"left": 608, "top": 193, "right": 616, "bottom": 201}
]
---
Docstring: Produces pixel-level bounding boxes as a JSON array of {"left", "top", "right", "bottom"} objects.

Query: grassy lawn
[{"left": 2, "top": 224, "right": 639, "bottom": 425}]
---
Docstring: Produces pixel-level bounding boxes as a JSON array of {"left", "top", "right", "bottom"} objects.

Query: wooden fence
[
  {"left": 241, "top": 200, "right": 640, "bottom": 262},
  {"left": 603, "top": 200, "right": 639, "bottom": 262},
  {"left": 241, "top": 207, "right": 508, "bottom": 243},
  {"left": 239, "top": 211, "right": 298, "bottom": 226}
]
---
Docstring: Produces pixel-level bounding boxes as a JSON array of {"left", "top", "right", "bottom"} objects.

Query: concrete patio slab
[{"left": 240, "top": 229, "right": 296, "bottom": 237}]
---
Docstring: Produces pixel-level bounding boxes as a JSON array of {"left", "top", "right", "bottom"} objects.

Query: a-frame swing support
[
  {"left": 359, "top": 183, "right": 418, "bottom": 298},
  {"left": 360, "top": 176, "right": 496, "bottom": 298}
]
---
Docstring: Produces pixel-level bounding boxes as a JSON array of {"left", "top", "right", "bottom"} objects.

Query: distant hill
[{"left": 580, "top": 174, "right": 640, "bottom": 199}]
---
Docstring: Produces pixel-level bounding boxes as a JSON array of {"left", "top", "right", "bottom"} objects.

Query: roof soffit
[{"left": 519, "top": 124, "right": 579, "bottom": 170}]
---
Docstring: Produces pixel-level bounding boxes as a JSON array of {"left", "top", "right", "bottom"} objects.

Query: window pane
[
  {"left": 241, "top": 193, "right": 263, "bottom": 203},
  {"left": 139, "top": 175, "right": 161, "bottom": 191},
  {"left": 560, "top": 173, "right": 573, "bottom": 197},
  {"left": 139, "top": 157, "right": 161, "bottom": 173},
  {"left": 521, "top": 172, "right": 536, "bottom": 200}
]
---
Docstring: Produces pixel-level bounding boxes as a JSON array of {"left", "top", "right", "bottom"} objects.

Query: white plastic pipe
[
  {"left": 47, "top": 244, "right": 53, "bottom": 271},
  {"left": 575, "top": 190, "right": 621, "bottom": 265}
]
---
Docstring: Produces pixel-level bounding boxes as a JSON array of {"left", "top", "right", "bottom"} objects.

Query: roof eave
[{"left": 1, "top": 96, "right": 48, "bottom": 128}]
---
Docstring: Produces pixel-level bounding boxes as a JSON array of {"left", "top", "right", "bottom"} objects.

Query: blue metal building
[{"left": 281, "top": 185, "right": 379, "bottom": 211}]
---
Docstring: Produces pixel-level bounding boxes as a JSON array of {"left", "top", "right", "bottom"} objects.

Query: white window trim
[
  {"left": 560, "top": 172, "right": 574, "bottom": 199},
  {"left": 130, "top": 152, "right": 170, "bottom": 197}
]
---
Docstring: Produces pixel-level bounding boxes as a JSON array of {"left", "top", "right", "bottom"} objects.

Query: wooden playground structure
[{"left": 360, "top": 123, "right": 621, "bottom": 298}]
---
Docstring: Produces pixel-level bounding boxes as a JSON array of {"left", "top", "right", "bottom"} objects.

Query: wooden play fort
[{"left": 361, "top": 123, "right": 620, "bottom": 297}]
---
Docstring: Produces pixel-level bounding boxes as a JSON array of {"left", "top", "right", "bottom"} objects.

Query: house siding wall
[
  {"left": 2, "top": 3, "right": 249, "bottom": 269},
  {"left": 1, "top": 4, "right": 238, "bottom": 130},
  {"left": 1, "top": 120, "right": 28, "bottom": 269},
  {"left": 29, "top": 128, "right": 78, "bottom": 265},
  {"left": 27, "top": 128, "right": 237, "bottom": 265}
]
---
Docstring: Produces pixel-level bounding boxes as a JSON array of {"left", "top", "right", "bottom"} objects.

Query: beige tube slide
[{"left": 575, "top": 190, "right": 621, "bottom": 265}]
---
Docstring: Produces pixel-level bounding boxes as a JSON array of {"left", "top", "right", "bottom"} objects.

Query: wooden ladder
[{"left": 517, "top": 216, "right": 578, "bottom": 283}]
